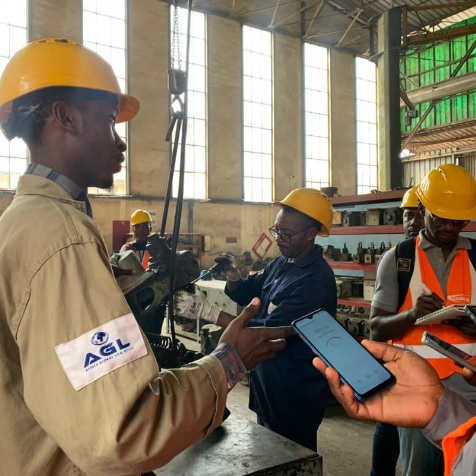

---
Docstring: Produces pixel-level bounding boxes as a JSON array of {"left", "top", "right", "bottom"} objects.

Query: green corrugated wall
[{"left": 400, "top": 16, "right": 476, "bottom": 132}]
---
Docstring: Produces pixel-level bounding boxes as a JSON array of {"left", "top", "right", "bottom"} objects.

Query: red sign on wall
[{"left": 252, "top": 233, "right": 273, "bottom": 259}]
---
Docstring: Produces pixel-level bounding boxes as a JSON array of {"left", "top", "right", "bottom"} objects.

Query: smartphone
[
  {"left": 464, "top": 305, "right": 476, "bottom": 325},
  {"left": 292, "top": 309, "right": 395, "bottom": 402},
  {"left": 421, "top": 331, "right": 476, "bottom": 373}
]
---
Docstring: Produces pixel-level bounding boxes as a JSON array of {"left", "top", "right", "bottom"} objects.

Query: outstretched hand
[
  {"left": 214, "top": 253, "right": 241, "bottom": 282},
  {"left": 219, "top": 298, "right": 295, "bottom": 370},
  {"left": 312, "top": 340, "right": 444, "bottom": 428}
]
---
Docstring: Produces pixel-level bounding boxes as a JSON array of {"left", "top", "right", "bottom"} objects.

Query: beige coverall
[{"left": 0, "top": 175, "right": 227, "bottom": 475}]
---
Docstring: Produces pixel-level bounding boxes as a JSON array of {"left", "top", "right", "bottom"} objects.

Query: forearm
[
  {"left": 370, "top": 309, "right": 416, "bottom": 341},
  {"left": 39, "top": 355, "right": 227, "bottom": 474},
  {"left": 24, "top": 246, "right": 228, "bottom": 474},
  {"left": 423, "top": 387, "right": 476, "bottom": 447}
]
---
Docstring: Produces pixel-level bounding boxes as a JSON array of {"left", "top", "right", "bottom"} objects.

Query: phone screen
[{"left": 293, "top": 309, "right": 394, "bottom": 400}]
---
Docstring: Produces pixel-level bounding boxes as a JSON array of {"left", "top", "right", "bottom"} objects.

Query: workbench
[{"left": 155, "top": 415, "right": 323, "bottom": 475}]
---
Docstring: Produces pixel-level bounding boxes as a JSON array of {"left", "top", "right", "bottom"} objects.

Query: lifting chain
[{"left": 171, "top": 0, "right": 182, "bottom": 71}]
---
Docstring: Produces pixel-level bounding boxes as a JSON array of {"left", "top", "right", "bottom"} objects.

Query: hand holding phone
[
  {"left": 292, "top": 309, "right": 395, "bottom": 401},
  {"left": 312, "top": 339, "right": 443, "bottom": 428},
  {"left": 421, "top": 331, "right": 476, "bottom": 373}
]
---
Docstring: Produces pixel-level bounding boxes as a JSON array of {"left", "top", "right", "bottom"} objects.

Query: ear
[
  {"left": 50, "top": 100, "right": 78, "bottom": 133},
  {"left": 307, "top": 227, "right": 319, "bottom": 242},
  {"left": 418, "top": 202, "right": 425, "bottom": 218}
]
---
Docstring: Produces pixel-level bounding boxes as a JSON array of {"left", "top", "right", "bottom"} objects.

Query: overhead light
[{"left": 400, "top": 149, "right": 415, "bottom": 159}]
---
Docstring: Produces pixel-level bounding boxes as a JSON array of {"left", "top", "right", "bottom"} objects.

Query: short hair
[{"left": 2, "top": 87, "right": 117, "bottom": 145}]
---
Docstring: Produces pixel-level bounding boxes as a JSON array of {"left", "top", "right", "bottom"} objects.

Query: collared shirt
[
  {"left": 23, "top": 165, "right": 244, "bottom": 391},
  {"left": 225, "top": 247, "right": 336, "bottom": 437},
  {"left": 373, "top": 231, "right": 472, "bottom": 312},
  {"left": 372, "top": 231, "right": 476, "bottom": 399},
  {"left": 0, "top": 174, "right": 228, "bottom": 475},
  {"left": 226, "top": 247, "right": 337, "bottom": 327},
  {"left": 25, "top": 163, "right": 93, "bottom": 218}
]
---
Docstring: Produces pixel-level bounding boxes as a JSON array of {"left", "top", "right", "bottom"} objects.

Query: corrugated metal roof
[
  {"left": 165, "top": 0, "right": 476, "bottom": 56},
  {"left": 401, "top": 118, "right": 476, "bottom": 155}
]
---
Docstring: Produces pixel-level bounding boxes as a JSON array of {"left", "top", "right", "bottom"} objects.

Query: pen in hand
[
  {"left": 421, "top": 283, "right": 432, "bottom": 296},
  {"left": 421, "top": 283, "right": 444, "bottom": 308}
]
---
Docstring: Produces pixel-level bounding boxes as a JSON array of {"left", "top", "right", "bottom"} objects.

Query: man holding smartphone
[
  {"left": 174, "top": 188, "right": 337, "bottom": 451},
  {"left": 370, "top": 164, "right": 476, "bottom": 476},
  {"left": 313, "top": 340, "right": 476, "bottom": 476},
  {"left": 0, "top": 38, "right": 295, "bottom": 475}
]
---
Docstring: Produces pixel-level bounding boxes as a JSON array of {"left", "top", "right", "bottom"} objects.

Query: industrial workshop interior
[{"left": 4, "top": 0, "right": 476, "bottom": 475}]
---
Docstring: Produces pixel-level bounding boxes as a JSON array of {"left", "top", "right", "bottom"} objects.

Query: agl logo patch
[{"left": 55, "top": 313, "right": 148, "bottom": 390}]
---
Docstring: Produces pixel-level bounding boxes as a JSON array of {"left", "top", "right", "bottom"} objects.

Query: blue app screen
[{"left": 298, "top": 312, "right": 391, "bottom": 396}]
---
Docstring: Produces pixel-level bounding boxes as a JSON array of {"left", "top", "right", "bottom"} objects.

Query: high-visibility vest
[
  {"left": 394, "top": 236, "right": 476, "bottom": 379},
  {"left": 122, "top": 242, "right": 150, "bottom": 270},
  {"left": 442, "top": 415, "right": 476, "bottom": 476}
]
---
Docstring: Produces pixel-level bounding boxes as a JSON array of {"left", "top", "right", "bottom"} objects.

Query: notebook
[{"left": 415, "top": 305, "right": 472, "bottom": 325}]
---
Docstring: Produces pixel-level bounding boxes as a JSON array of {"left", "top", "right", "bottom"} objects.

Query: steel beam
[
  {"left": 402, "top": 38, "right": 476, "bottom": 150},
  {"left": 400, "top": 71, "right": 476, "bottom": 107},
  {"left": 407, "top": 23, "right": 476, "bottom": 46},
  {"left": 377, "top": 7, "right": 402, "bottom": 190}
]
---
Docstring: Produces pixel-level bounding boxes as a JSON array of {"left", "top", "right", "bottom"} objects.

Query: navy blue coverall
[{"left": 225, "top": 246, "right": 337, "bottom": 451}]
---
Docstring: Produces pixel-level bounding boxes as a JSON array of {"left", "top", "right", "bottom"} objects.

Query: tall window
[
  {"left": 83, "top": 0, "right": 127, "bottom": 195},
  {"left": 304, "top": 43, "right": 329, "bottom": 189},
  {"left": 0, "top": 0, "right": 27, "bottom": 190},
  {"left": 243, "top": 25, "right": 272, "bottom": 203},
  {"left": 170, "top": 6, "right": 206, "bottom": 199},
  {"left": 355, "top": 57, "right": 377, "bottom": 194}
]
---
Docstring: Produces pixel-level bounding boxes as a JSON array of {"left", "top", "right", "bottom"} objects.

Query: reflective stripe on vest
[
  {"left": 139, "top": 250, "right": 150, "bottom": 270},
  {"left": 394, "top": 236, "right": 476, "bottom": 379},
  {"left": 442, "top": 415, "right": 476, "bottom": 476}
]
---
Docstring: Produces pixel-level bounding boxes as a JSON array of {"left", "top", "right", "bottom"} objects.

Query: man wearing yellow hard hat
[
  {"left": 0, "top": 38, "right": 293, "bottom": 475},
  {"left": 370, "top": 164, "right": 476, "bottom": 476},
  {"left": 370, "top": 184, "right": 426, "bottom": 476},
  {"left": 120, "top": 209, "right": 153, "bottom": 269},
  {"left": 174, "top": 188, "right": 337, "bottom": 451},
  {"left": 400, "top": 185, "right": 424, "bottom": 239}
]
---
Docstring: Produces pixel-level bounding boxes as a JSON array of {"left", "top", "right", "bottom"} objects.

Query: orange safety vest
[
  {"left": 123, "top": 242, "right": 151, "bottom": 270},
  {"left": 394, "top": 236, "right": 476, "bottom": 379},
  {"left": 442, "top": 415, "right": 476, "bottom": 476}
]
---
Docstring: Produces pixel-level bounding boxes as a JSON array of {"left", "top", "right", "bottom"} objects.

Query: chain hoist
[{"left": 162, "top": 0, "right": 193, "bottom": 347}]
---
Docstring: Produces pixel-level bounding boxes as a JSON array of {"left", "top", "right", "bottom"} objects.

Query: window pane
[
  {"left": 0, "top": 1, "right": 28, "bottom": 191},
  {"left": 243, "top": 26, "right": 273, "bottom": 203},
  {"left": 170, "top": 6, "right": 207, "bottom": 200},
  {"left": 84, "top": 1, "right": 128, "bottom": 196},
  {"left": 304, "top": 43, "right": 329, "bottom": 190},
  {"left": 355, "top": 57, "right": 378, "bottom": 193}
]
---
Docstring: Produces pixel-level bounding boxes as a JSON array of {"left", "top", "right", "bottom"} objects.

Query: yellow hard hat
[
  {"left": 400, "top": 186, "right": 419, "bottom": 208},
  {"left": 130, "top": 210, "right": 152, "bottom": 226},
  {"left": 416, "top": 164, "right": 476, "bottom": 220},
  {"left": 276, "top": 188, "right": 333, "bottom": 237},
  {"left": 0, "top": 38, "right": 139, "bottom": 124}
]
